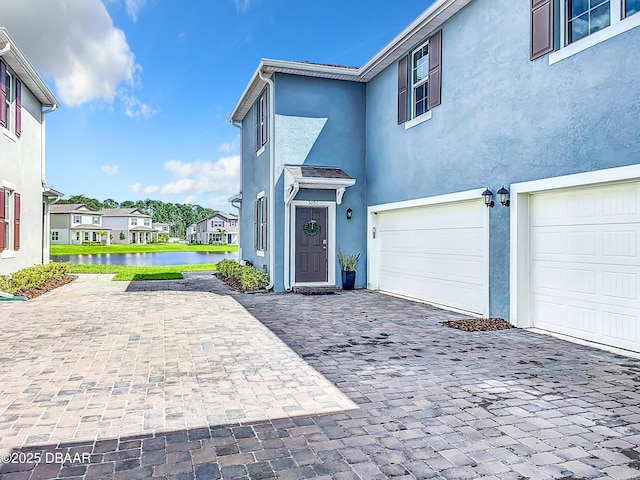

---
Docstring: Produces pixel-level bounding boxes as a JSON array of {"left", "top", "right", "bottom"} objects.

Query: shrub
[
  {"left": 0, "top": 262, "right": 72, "bottom": 294},
  {"left": 217, "top": 259, "right": 268, "bottom": 292}
]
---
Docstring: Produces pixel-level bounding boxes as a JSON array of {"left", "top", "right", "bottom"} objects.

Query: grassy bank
[
  {"left": 67, "top": 263, "right": 218, "bottom": 281},
  {"left": 51, "top": 243, "right": 237, "bottom": 256}
]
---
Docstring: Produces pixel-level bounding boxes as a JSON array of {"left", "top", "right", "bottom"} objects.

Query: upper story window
[
  {"left": 92, "top": 216, "right": 100, "bottom": 225},
  {"left": 397, "top": 30, "right": 442, "bottom": 127},
  {"left": 412, "top": 42, "right": 430, "bottom": 119},
  {"left": 567, "top": 0, "right": 611, "bottom": 43},
  {"left": 229, "top": 220, "right": 237, "bottom": 227},
  {"left": 0, "top": 60, "right": 21, "bottom": 137},
  {"left": 533, "top": 0, "right": 640, "bottom": 62},
  {"left": 212, "top": 220, "right": 224, "bottom": 228},
  {"left": 144, "top": 219, "right": 150, "bottom": 226},
  {"left": 73, "top": 215, "right": 81, "bottom": 224},
  {"left": 131, "top": 218, "right": 138, "bottom": 226},
  {"left": 255, "top": 90, "right": 268, "bottom": 152},
  {"left": 626, "top": 0, "right": 640, "bottom": 16}
]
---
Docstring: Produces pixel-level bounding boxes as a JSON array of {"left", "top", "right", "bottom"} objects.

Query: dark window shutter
[
  {"left": 0, "top": 188, "right": 4, "bottom": 251},
  {"left": 254, "top": 200, "right": 258, "bottom": 249},
  {"left": 255, "top": 100, "right": 260, "bottom": 150},
  {"left": 428, "top": 29, "right": 443, "bottom": 109},
  {"left": 15, "top": 79, "right": 21, "bottom": 138},
  {"left": 13, "top": 192, "right": 20, "bottom": 250},
  {"left": 0, "top": 60, "right": 6, "bottom": 128},
  {"left": 531, "top": 0, "right": 554, "bottom": 60},
  {"left": 261, "top": 197, "right": 268, "bottom": 250},
  {"left": 397, "top": 55, "right": 408, "bottom": 124}
]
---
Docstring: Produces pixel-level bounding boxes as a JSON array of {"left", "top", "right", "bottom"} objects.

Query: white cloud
[
  {"left": 183, "top": 195, "right": 197, "bottom": 205},
  {"left": 161, "top": 156, "right": 240, "bottom": 195},
  {"left": 219, "top": 142, "right": 233, "bottom": 153},
  {"left": 124, "top": 0, "right": 147, "bottom": 21},
  {"left": 128, "top": 183, "right": 159, "bottom": 194},
  {"left": 1, "top": 0, "right": 150, "bottom": 110},
  {"left": 101, "top": 164, "right": 119, "bottom": 176},
  {"left": 234, "top": 0, "right": 253, "bottom": 12},
  {"left": 121, "top": 92, "right": 158, "bottom": 118}
]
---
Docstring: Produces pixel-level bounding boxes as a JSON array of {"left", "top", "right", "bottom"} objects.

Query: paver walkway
[{"left": 1, "top": 273, "right": 640, "bottom": 479}]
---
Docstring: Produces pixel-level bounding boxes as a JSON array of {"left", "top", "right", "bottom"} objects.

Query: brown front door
[{"left": 295, "top": 207, "right": 328, "bottom": 283}]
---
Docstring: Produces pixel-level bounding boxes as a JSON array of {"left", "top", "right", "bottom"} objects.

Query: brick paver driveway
[{"left": 1, "top": 273, "right": 640, "bottom": 479}]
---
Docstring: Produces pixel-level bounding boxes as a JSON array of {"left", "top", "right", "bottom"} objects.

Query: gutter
[{"left": 258, "top": 69, "right": 275, "bottom": 291}]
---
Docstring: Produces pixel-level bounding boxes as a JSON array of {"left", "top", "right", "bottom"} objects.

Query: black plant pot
[{"left": 341, "top": 270, "right": 356, "bottom": 290}]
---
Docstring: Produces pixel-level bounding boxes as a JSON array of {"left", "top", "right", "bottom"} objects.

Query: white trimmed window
[
  {"left": 92, "top": 216, "right": 100, "bottom": 225},
  {"left": 51, "top": 231, "right": 59, "bottom": 241},
  {"left": 144, "top": 219, "right": 150, "bottom": 226},
  {"left": 411, "top": 41, "right": 429, "bottom": 119},
  {"left": 254, "top": 194, "right": 267, "bottom": 252},
  {"left": 255, "top": 90, "right": 268, "bottom": 151},
  {"left": 4, "top": 69, "right": 11, "bottom": 131},
  {"left": 73, "top": 215, "right": 81, "bottom": 224},
  {"left": 0, "top": 61, "right": 21, "bottom": 137},
  {"left": 213, "top": 220, "right": 224, "bottom": 228},
  {"left": 131, "top": 218, "right": 138, "bottom": 226}
]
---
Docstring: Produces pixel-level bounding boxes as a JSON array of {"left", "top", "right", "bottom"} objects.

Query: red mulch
[
  {"left": 13, "top": 275, "right": 76, "bottom": 299},
  {"left": 441, "top": 317, "right": 515, "bottom": 332}
]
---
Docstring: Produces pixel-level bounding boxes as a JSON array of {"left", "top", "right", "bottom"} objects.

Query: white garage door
[
  {"left": 531, "top": 182, "right": 640, "bottom": 352},
  {"left": 376, "top": 199, "right": 487, "bottom": 314}
]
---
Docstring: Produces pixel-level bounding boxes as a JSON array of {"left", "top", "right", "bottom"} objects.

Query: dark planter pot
[{"left": 341, "top": 270, "right": 356, "bottom": 290}]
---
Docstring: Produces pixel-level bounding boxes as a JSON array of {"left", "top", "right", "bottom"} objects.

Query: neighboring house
[
  {"left": 193, "top": 212, "right": 238, "bottom": 245},
  {"left": 153, "top": 222, "right": 170, "bottom": 236},
  {"left": 186, "top": 223, "right": 197, "bottom": 243},
  {"left": 0, "top": 28, "right": 61, "bottom": 275},
  {"left": 230, "top": 0, "right": 640, "bottom": 353},
  {"left": 50, "top": 203, "right": 110, "bottom": 245},
  {"left": 101, "top": 208, "right": 157, "bottom": 244}
]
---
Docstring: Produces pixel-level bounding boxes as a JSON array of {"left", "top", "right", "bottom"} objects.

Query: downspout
[
  {"left": 231, "top": 121, "right": 243, "bottom": 261},
  {"left": 258, "top": 69, "right": 275, "bottom": 291}
]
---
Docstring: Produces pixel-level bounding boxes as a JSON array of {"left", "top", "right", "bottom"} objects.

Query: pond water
[{"left": 53, "top": 251, "right": 238, "bottom": 266}]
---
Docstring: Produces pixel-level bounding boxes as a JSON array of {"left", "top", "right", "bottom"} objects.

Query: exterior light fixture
[
  {"left": 346, "top": 208, "right": 353, "bottom": 220},
  {"left": 482, "top": 188, "right": 494, "bottom": 208},
  {"left": 497, "top": 185, "right": 510, "bottom": 207}
]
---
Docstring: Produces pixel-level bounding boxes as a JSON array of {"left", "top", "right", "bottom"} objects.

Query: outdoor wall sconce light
[
  {"left": 482, "top": 188, "right": 494, "bottom": 208},
  {"left": 497, "top": 185, "right": 510, "bottom": 207},
  {"left": 346, "top": 208, "right": 353, "bottom": 219}
]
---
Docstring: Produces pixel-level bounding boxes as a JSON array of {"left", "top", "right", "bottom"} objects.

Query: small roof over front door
[{"left": 284, "top": 166, "right": 356, "bottom": 205}]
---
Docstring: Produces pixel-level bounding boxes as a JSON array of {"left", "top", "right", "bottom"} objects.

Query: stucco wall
[
  {"left": 365, "top": 0, "right": 640, "bottom": 317},
  {"left": 0, "top": 78, "right": 45, "bottom": 274},
  {"left": 274, "top": 73, "right": 367, "bottom": 291}
]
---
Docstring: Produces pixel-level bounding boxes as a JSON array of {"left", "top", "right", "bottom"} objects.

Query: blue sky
[{"left": 2, "top": 0, "right": 434, "bottom": 212}]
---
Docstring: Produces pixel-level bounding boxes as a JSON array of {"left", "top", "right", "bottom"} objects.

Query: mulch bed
[
  {"left": 13, "top": 275, "right": 76, "bottom": 300},
  {"left": 441, "top": 317, "right": 515, "bottom": 332},
  {"left": 215, "top": 274, "right": 244, "bottom": 292}
]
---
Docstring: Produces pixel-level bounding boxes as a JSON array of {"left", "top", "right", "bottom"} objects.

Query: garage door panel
[
  {"left": 531, "top": 182, "right": 640, "bottom": 352},
  {"left": 376, "top": 200, "right": 486, "bottom": 314}
]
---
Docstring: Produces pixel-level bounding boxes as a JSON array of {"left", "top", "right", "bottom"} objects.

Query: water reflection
[{"left": 53, "top": 251, "right": 238, "bottom": 266}]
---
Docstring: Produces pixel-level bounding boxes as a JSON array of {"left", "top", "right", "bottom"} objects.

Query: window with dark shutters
[
  {"left": 428, "top": 30, "right": 442, "bottom": 109},
  {"left": 531, "top": 0, "right": 554, "bottom": 60},
  {"left": 0, "top": 61, "right": 6, "bottom": 128},
  {"left": 254, "top": 200, "right": 258, "bottom": 250},
  {"left": 397, "top": 55, "right": 408, "bottom": 124},
  {"left": 13, "top": 192, "right": 19, "bottom": 250},
  {"left": 15, "top": 79, "right": 21, "bottom": 138},
  {"left": 261, "top": 197, "right": 268, "bottom": 250}
]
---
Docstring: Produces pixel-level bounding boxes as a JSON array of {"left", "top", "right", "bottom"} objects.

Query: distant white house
[
  {"left": 0, "top": 28, "right": 61, "bottom": 274},
  {"left": 50, "top": 204, "right": 110, "bottom": 245},
  {"left": 153, "top": 221, "right": 170, "bottom": 236},
  {"left": 101, "top": 208, "right": 157, "bottom": 244},
  {"left": 193, "top": 212, "right": 238, "bottom": 245}
]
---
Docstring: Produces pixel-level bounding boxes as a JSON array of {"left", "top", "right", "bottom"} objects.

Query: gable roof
[
  {"left": 50, "top": 204, "right": 99, "bottom": 214},
  {"left": 214, "top": 211, "right": 238, "bottom": 220},
  {"left": 0, "top": 28, "right": 58, "bottom": 107},
  {"left": 229, "top": 0, "right": 473, "bottom": 122},
  {"left": 100, "top": 208, "right": 150, "bottom": 218}
]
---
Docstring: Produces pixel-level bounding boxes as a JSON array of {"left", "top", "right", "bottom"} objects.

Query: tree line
[{"left": 58, "top": 195, "right": 219, "bottom": 239}]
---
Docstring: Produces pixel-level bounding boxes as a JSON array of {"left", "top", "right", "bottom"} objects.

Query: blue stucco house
[{"left": 229, "top": 0, "right": 640, "bottom": 353}]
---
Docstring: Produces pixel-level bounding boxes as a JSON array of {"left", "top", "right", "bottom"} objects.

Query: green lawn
[
  {"left": 67, "top": 263, "right": 218, "bottom": 281},
  {"left": 51, "top": 243, "right": 237, "bottom": 255}
]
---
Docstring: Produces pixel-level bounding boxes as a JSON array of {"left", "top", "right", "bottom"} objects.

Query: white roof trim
[
  {"left": 0, "top": 28, "right": 58, "bottom": 107},
  {"left": 229, "top": 0, "right": 473, "bottom": 122},
  {"left": 284, "top": 168, "right": 356, "bottom": 206}
]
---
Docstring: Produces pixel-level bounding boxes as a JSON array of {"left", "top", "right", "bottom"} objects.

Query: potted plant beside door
[{"left": 338, "top": 250, "right": 361, "bottom": 290}]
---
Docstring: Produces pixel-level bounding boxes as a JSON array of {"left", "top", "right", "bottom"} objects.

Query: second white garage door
[
  {"left": 375, "top": 199, "right": 487, "bottom": 314},
  {"left": 531, "top": 181, "right": 640, "bottom": 352}
]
